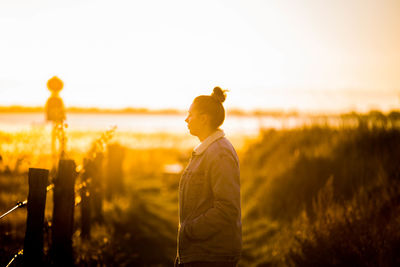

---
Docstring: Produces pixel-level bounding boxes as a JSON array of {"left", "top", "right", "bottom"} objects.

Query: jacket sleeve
[{"left": 184, "top": 149, "right": 241, "bottom": 240}]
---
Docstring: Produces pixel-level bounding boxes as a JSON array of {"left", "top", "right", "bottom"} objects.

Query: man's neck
[{"left": 198, "top": 128, "right": 215, "bottom": 142}]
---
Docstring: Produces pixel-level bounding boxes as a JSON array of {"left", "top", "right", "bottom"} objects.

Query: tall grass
[
  {"left": 287, "top": 177, "right": 400, "bottom": 267},
  {"left": 240, "top": 124, "right": 400, "bottom": 266}
]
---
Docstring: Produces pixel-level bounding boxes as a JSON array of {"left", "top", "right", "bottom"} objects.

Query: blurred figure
[
  {"left": 175, "top": 87, "right": 242, "bottom": 267},
  {"left": 45, "top": 76, "right": 66, "bottom": 122},
  {"left": 45, "top": 76, "right": 67, "bottom": 169}
]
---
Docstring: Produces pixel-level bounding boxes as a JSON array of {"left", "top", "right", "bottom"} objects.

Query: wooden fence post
[
  {"left": 23, "top": 168, "right": 49, "bottom": 266},
  {"left": 51, "top": 159, "right": 76, "bottom": 266},
  {"left": 80, "top": 158, "right": 92, "bottom": 239}
]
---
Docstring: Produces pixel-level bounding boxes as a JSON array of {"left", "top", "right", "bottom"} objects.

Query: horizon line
[{"left": 0, "top": 105, "right": 399, "bottom": 117}]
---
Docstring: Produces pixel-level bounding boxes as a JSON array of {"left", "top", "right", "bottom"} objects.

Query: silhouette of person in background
[
  {"left": 175, "top": 87, "right": 242, "bottom": 267},
  {"left": 45, "top": 76, "right": 67, "bottom": 170},
  {"left": 45, "top": 76, "right": 65, "bottom": 123}
]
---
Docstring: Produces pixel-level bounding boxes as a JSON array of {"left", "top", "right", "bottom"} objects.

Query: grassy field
[
  {"left": 239, "top": 125, "right": 400, "bottom": 266},
  {"left": 1, "top": 112, "right": 400, "bottom": 266}
]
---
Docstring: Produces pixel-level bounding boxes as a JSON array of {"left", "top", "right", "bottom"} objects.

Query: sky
[{"left": 0, "top": 0, "right": 399, "bottom": 112}]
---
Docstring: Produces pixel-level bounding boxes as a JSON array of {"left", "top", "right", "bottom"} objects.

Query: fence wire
[
  {"left": 5, "top": 249, "right": 23, "bottom": 267},
  {"left": 0, "top": 183, "right": 55, "bottom": 221},
  {"left": 0, "top": 200, "right": 27, "bottom": 220}
]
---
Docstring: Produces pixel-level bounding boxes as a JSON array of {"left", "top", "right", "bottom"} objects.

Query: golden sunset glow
[
  {"left": 2, "top": 2, "right": 400, "bottom": 266},
  {"left": 0, "top": 0, "right": 399, "bottom": 112}
]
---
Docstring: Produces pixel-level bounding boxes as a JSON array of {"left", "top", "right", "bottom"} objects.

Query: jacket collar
[{"left": 193, "top": 129, "right": 225, "bottom": 156}]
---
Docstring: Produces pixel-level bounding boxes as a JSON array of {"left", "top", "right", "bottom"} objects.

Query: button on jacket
[{"left": 177, "top": 130, "right": 242, "bottom": 264}]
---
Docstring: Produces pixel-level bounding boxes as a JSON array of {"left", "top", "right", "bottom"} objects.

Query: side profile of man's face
[{"left": 185, "top": 104, "right": 207, "bottom": 137}]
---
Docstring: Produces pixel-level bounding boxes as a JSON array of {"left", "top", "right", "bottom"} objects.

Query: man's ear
[{"left": 200, "top": 113, "right": 210, "bottom": 125}]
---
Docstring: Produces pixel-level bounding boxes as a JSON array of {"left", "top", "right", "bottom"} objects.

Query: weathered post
[
  {"left": 23, "top": 168, "right": 49, "bottom": 266},
  {"left": 51, "top": 159, "right": 76, "bottom": 266},
  {"left": 80, "top": 158, "right": 92, "bottom": 239},
  {"left": 105, "top": 143, "right": 125, "bottom": 200}
]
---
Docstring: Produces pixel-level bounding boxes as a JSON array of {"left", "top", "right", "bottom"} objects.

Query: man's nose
[{"left": 185, "top": 117, "right": 189, "bottom": 123}]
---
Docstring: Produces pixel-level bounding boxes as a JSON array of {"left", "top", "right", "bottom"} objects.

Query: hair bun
[{"left": 211, "top": 86, "right": 227, "bottom": 103}]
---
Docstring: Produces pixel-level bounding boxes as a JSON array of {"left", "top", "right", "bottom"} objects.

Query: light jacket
[{"left": 177, "top": 130, "right": 242, "bottom": 264}]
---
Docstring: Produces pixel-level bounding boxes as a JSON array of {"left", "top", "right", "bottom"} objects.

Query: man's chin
[{"left": 188, "top": 128, "right": 196, "bottom": 136}]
